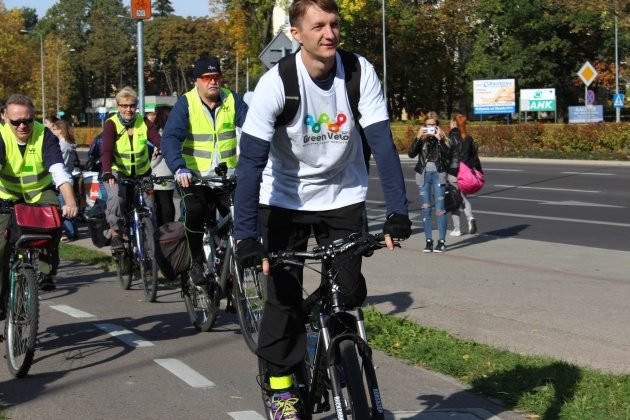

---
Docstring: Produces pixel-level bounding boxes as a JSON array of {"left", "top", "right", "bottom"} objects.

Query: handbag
[
  {"left": 457, "top": 162, "right": 485, "bottom": 194},
  {"left": 444, "top": 182, "right": 463, "bottom": 213}
]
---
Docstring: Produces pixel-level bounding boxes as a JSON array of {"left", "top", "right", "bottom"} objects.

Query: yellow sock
[{"left": 269, "top": 375, "right": 293, "bottom": 390}]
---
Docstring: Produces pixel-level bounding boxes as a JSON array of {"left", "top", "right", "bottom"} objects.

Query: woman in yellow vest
[
  {"left": 161, "top": 56, "right": 248, "bottom": 285},
  {"left": 100, "top": 87, "right": 161, "bottom": 251},
  {"left": 0, "top": 94, "right": 79, "bottom": 296}
]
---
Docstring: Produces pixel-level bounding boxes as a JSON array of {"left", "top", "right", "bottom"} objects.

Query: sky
[{"left": 3, "top": 0, "right": 211, "bottom": 18}]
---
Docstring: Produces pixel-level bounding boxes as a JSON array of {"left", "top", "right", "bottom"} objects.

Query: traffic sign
[
  {"left": 613, "top": 93, "right": 625, "bottom": 109},
  {"left": 586, "top": 89, "right": 595, "bottom": 105},
  {"left": 131, "top": 0, "right": 152, "bottom": 19},
  {"left": 259, "top": 31, "right": 293, "bottom": 69},
  {"left": 577, "top": 61, "right": 598, "bottom": 86}
]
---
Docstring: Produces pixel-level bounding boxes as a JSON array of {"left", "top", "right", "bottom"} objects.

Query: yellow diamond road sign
[{"left": 577, "top": 61, "right": 598, "bottom": 86}]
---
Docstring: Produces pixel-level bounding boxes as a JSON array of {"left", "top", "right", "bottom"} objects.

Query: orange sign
[{"left": 131, "top": 0, "right": 152, "bottom": 19}]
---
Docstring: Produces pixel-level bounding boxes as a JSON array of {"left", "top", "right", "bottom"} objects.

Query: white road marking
[
  {"left": 95, "top": 323, "right": 154, "bottom": 347},
  {"left": 50, "top": 305, "right": 96, "bottom": 318},
  {"left": 386, "top": 409, "right": 503, "bottom": 419},
  {"left": 477, "top": 195, "right": 623, "bottom": 208},
  {"left": 474, "top": 210, "right": 630, "bottom": 227},
  {"left": 154, "top": 359, "right": 215, "bottom": 388},
  {"left": 227, "top": 411, "right": 266, "bottom": 420},
  {"left": 483, "top": 168, "right": 524, "bottom": 172},
  {"left": 561, "top": 171, "right": 614, "bottom": 176},
  {"left": 494, "top": 184, "right": 600, "bottom": 193}
]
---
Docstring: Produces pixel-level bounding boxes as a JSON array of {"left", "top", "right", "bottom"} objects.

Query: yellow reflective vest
[
  {"left": 109, "top": 115, "right": 151, "bottom": 176},
  {"left": 182, "top": 87, "right": 237, "bottom": 175},
  {"left": 0, "top": 122, "right": 53, "bottom": 203}
]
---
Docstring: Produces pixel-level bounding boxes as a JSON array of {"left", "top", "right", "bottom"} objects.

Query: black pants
[
  {"left": 178, "top": 185, "right": 230, "bottom": 264},
  {"left": 256, "top": 202, "right": 367, "bottom": 377},
  {"left": 154, "top": 189, "right": 175, "bottom": 227}
]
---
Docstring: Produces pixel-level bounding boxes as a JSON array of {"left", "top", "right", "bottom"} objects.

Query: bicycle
[
  {"left": 260, "top": 233, "right": 392, "bottom": 419},
  {"left": 180, "top": 164, "right": 264, "bottom": 345},
  {"left": 0, "top": 202, "right": 62, "bottom": 377},
  {"left": 111, "top": 176, "right": 159, "bottom": 302}
]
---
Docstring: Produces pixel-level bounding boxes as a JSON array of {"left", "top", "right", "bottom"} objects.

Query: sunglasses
[
  {"left": 199, "top": 74, "right": 221, "bottom": 82},
  {"left": 118, "top": 103, "right": 137, "bottom": 109},
  {"left": 9, "top": 118, "right": 34, "bottom": 127}
]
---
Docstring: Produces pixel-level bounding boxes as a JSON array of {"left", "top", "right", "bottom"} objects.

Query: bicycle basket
[
  {"left": 9, "top": 203, "right": 62, "bottom": 246},
  {"left": 154, "top": 221, "right": 189, "bottom": 279}
]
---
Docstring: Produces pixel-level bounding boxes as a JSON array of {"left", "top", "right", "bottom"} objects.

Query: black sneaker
[
  {"left": 422, "top": 239, "right": 433, "bottom": 253},
  {"left": 38, "top": 273, "right": 56, "bottom": 292},
  {"left": 468, "top": 218, "right": 477, "bottom": 235},
  {"left": 266, "top": 389, "right": 303, "bottom": 420},
  {"left": 434, "top": 240, "right": 446, "bottom": 253},
  {"left": 110, "top": 235, "right": 125, "bottom": 251},
  {"left": 190, "top": 262, "right": 207, "bottom": 286}
]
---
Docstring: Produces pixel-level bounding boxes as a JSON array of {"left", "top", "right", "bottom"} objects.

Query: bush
[{"left": 391, "top": 121, "right": 630, "bottom": 160}]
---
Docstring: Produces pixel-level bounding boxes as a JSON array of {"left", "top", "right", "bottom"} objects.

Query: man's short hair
[
  {"left": 5, "top": 94, "right": 35, "bottom": 112},
  {"left": 116, "top": 86, "right": 138, "bottom": 104},
  {"left": 289, "top": 0, "right": 339, "bottom": 27}
]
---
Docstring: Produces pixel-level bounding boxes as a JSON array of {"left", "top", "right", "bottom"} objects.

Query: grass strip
[
  {"left": 364, "top": 306, "right": 630, "bottom": 420},
  {"left": 59, "top": 243, "right": 112, "bottom": 270}
]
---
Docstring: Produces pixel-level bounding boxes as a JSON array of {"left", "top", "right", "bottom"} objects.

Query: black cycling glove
[
  {"left": 236, "top": 238, "right": 269, "bottom": 269},
  {"left": 383, "top": 213, "right": 412, "bottom": 240}
]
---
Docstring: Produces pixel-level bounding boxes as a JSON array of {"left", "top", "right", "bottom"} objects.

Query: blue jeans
[
  {"left": 419, "top": 170, "right": 446, "bottom": 241},
  {"left": 57, "top": 193, "right": 78, "bottom": 239}
]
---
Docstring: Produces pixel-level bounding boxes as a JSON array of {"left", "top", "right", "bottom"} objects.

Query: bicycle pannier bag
[
  {"left": 87, "top": 199, "right": 111, "bottom": 248},
  {"left": 10, "top": 204, "right": 62, "bottom": 244},
  {"left": 457, "top": 162, "right": 485, "bottom": 195},
  {"left": 154, "top": 221, "right": 189, "bottom": 280}
]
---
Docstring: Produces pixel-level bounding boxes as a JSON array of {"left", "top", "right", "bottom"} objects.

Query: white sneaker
[{"left": 449, "top": 229, "right": 462, "bottom": 237}]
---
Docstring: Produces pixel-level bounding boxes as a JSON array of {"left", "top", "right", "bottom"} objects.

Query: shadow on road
[
  {"left": 446, "top": 224, "right": 530, "bottom": 252},
  {"left": 365, "top": 291, "right": 415, "bottom": 315}
]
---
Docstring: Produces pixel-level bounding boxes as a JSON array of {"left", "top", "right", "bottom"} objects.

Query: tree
[
  {"left": 19, "top": 7, "right": 38, "bottom": 30},
  {"left": 153, "top": 0, "right": 174, "bottom": 16}
]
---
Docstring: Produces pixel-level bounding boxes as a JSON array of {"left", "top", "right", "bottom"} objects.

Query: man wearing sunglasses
[
  {"left": 0, "top": 94, "right": 79, "bottom": 299},
  {"left": 161, "top": 55, "right": 248, "bottom": 285}
]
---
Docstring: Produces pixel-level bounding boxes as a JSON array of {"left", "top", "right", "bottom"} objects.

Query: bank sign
[{"left": 520, "top": 88, "right": 556, "bottom": 112}]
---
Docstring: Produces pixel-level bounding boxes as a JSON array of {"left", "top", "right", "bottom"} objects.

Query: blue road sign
[
  {"left": 586, "top": 90, "right": 595, "bottom": 105},
  {"left": 613, "top": 93, "right": 625, "bottom": 109},
  {"left": 98, "top": 113, "right": 106, "bottom": 120}
]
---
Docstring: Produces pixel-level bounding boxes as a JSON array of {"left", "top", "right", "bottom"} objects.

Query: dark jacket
[
  {"left": 408, "top": 134, "right": 451, "bottom": 174},
  {"left": 449, "top": 128, "right": 482, "bottom": 174}
]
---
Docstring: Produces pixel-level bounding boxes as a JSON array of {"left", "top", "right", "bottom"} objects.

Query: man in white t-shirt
[{"left": 234, "top": 1, "right": 411, "bottom": 416}]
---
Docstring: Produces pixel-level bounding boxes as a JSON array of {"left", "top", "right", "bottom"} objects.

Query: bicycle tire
[
  {"left": 115, "top": 249, "right": 133, "bottom": 290},
  {"left": 5, "top": 267, "right": 39, "bottom": 378},
  {"left": 232, "top": 254, "right": 265, "bottom": 353},
  {"left": 182, "top": 274, "right": 217, "bottom": 332},
  {"left": 339, "top": 339, "right": 371, "bottom": 419},
  {"left": 139, "top": 217, "right": 158, "bottom": 302}
]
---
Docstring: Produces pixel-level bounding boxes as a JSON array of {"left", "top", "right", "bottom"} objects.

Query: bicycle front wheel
[
  {"left": 5, "top": 267, "right": 39, "bottom": 377},
  {"left": 182, "top": 274, "right": 217, "bottom": 332},
  {"left": 338, "top": 339, "right": 373, "bottom": 419},
  {"left": 232, "top": 255, "right": 265, "bottom": 353},
  {"left": 139, "top": 216, "right": 158, "bottom": 302}
]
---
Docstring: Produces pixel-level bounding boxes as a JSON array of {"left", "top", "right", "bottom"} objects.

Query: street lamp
[
  {"left": 614, "top": 1, "right": 620, "bottom": 123},
  {"left": 382, "top": 0, "right": 387, "bottom": 103},
  {"left": 56, "top": 48, "right": 75, "bottom": 117},
  {"left": 117, "top": 15, "right": 145, "bottom": 115},
  {"left": 20, "top": 29, "right": 45, "bottom": 120}
]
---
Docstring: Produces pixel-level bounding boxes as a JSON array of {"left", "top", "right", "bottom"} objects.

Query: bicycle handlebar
[{"left": 269, "top": 233, "right": 392, "bottom": 266}]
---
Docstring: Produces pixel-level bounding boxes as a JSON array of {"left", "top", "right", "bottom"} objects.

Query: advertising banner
[
  {"left": 473, "top": 79, "right": 516, "bottom": 114},
  {"left": 568, "top": 105, "right": 603, "bottom": 123},
  {"left": 520, "top": 88, "right": 556, "bottom": 112}
]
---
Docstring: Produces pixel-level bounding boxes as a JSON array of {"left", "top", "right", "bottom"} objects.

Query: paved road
[{"left": 28, "top": 156, "right": 626, "bottom": 419}]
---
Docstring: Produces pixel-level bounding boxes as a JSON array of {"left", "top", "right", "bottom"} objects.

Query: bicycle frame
[{"left": 118, "top": 178, "right": 153, "bottom": 262}]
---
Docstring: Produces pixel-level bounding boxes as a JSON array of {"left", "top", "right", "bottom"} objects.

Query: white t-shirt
[{"left": 242, "top": 52, "right": 389, "bottom": 211}]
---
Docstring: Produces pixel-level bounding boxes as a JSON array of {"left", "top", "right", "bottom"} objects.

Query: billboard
[
  {"left": 473, "top": 79, "right": 516, "bottom": 114},
  {"left": 520, "top": 88, "right": 556, "bottom": 112},
  {"left": 568, "top": 106, "right": 603, "bottom": 123}
]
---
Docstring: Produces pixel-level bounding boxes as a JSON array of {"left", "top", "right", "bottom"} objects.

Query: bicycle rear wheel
[
  {"left": 5, "top": 267, "right": 39, "bottom": 377},
  {"left": 232, "top": 255, "right": 265, "bottom": 353},
  {"left": 338, "top": 339, "right": 372, "bottom": 419},
  {"left": 115, "top": 249, "right": 133, "bottom": 290},
  {"left": 139, "top": 216, "right": 158, "bottom": 302},
  {"left": 182, "top": 273, "right": 217, "bottom": 332}
]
